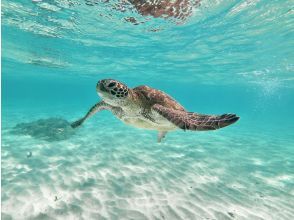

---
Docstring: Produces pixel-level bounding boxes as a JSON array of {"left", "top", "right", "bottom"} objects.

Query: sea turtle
[{"left": 71, "top": 79, "right": 239, "bottom": 142}]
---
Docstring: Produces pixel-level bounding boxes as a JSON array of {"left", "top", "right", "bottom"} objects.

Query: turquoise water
[{"left": 2, "top": 0, "right": 294, "bottom": 219}]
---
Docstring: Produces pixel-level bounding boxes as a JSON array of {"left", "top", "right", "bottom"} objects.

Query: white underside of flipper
[{"left": 157, "top": 131, "right": 168, "bottom": 143}]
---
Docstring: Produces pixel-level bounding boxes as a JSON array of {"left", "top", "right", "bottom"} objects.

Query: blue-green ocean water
[{"left": 1, "top": 0, "right": 294, "bottom": 219}]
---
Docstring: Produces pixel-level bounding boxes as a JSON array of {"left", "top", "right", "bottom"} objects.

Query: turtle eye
[{"left": 108, "top": 82, "right": 116, "bottom": 88}]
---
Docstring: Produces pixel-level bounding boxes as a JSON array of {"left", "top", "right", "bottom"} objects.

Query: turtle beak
[
  {"left": 98, "top": 79, "right": 105, "bottom": 85},
  {"left": 97, "top": 81, "right": 108, "bottom": 92}
]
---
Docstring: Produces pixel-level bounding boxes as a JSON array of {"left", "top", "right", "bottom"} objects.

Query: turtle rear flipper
[{"left": 152, "top": 104, "right": 239, "bottom": 131}]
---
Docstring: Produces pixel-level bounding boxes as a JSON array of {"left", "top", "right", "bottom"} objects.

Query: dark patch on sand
[{"left": 11, "top": 118, "right": 75, "bottom": 142}]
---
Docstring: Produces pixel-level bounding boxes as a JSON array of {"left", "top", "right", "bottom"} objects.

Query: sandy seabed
[{"left": 1, "top": 109, "right": 294, "bottom": 220}]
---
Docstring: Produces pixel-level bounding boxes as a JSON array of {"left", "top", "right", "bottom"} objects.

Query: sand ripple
[{"left": 2, "top": 112, "right": 294, "bottom": 220}]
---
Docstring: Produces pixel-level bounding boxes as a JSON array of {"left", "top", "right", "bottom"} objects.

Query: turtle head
[{"left": 96, "top": 79, "right": 130, "bottom": 106}]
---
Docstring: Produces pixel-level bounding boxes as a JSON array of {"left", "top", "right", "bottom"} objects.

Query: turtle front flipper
[
  {"left": 71, "top": 101, "right": 111, "bottom": 128},
  {"left": 152, "top": 104, "right": 239, "bottom": 131},
  {"left": 71, "top": 118, "right": 85, "bottom": 128}
]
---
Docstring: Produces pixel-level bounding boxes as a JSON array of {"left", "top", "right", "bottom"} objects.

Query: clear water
[{"left": 1, "top": 0, "right": 294, "bottom": 219}]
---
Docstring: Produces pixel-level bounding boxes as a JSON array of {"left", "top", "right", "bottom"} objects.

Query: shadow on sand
[{"left": 11, "top": 118, "right": 75, "bottom": 142}]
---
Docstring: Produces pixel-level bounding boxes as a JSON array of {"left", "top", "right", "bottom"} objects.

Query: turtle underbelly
[{"left": 120, "top": 114, "right": 176, "bottom": 130}]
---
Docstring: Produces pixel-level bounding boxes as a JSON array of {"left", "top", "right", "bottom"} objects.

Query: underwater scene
[{"left": 1, "top": 0, "right": 294, "bottom": 219}]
